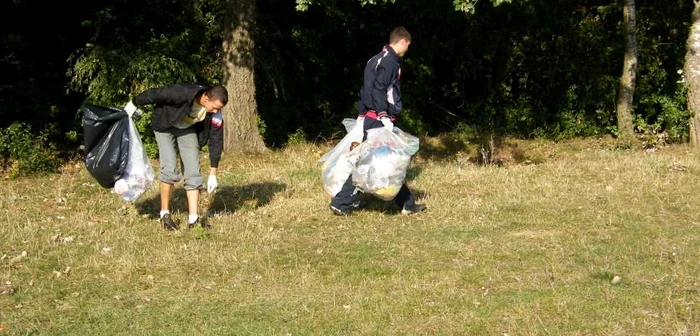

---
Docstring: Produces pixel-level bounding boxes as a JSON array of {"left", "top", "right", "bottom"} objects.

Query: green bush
[
  {"left": 287, "top": 128, "right": 308, "bottom": 145},
  {"left": 636, "top": 85, "right": 690, "bottom": 143},
  {"left": 133, "top": 111, "right": 159, "bottom": 159},
  {"left": 0, "top": 122, "right": 62, "bottom": 178}
]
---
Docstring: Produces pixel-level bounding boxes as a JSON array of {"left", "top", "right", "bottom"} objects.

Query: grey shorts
[{"left": 154, "top": 127, "right": 202, "bottom": 190}]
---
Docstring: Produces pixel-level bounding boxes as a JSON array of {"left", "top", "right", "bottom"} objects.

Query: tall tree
[
  {"left": 616, "top": 0, "right": 638, "bottom": 147},
  {"left": 221, "top": 0, "right": 267, "bottom": 153},
  {"left": 687, "top": 0, "right": 700, "bottom": 146}
]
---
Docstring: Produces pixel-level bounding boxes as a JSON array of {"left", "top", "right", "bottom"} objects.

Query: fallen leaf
[{"left": 9, "top": 251, "right": 27, "bottom": 264}]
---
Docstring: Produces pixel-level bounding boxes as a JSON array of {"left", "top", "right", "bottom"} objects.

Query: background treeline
[{"left": 0, "top": 0, "right": 691, "bottom": 175}]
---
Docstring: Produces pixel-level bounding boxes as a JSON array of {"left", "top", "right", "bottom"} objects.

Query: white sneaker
[{"left": 401, "top": 204, "right": 426, "bottom": 215}]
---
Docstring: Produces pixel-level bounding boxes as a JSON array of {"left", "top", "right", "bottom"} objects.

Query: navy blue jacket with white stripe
[
  {"left": 356, "top": 45, "right": 403, "bottom": 119},
  {"left": 132, "top": 84, "right": 224, "bottom": 168}
]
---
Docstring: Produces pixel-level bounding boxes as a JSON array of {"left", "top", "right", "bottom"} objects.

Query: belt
[{"left": 361, "top": 110, "right": 395, "bottom": 122}]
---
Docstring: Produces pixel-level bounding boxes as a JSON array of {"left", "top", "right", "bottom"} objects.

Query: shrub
[
  {"left": 287, "top": 128, "right": 308, "bottom": 145},
  {"left": 0, "top": 122, "right": 62, "bottom": 178}
]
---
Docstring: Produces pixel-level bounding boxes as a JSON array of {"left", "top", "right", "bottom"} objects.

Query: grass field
[{"left": 1, "top": 136, "right": 698, "bottom": 335}]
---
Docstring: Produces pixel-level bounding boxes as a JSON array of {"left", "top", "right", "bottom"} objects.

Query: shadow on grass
[
  {"left": 135, "top": 187, "right": 184, "bottom": 219},
  {"left": 135, "top": 182, "right": 287, "bottom": 218},
  {"left": 405, "top": 165, "right": 423, "bottom": 183},
  {"left": 352, "top": 185, "right": 428, "bottom": 215},
  {"left": 417, "top": 134, "right": 470, "bottom": 162},
  {"left": 417, "top": 132, "right": 553, "bottom": 167},
  {"left": 207, "top": 182, "right": 287, "bottom": 215}
]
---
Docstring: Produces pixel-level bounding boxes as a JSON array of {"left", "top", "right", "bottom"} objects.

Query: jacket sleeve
[
  {"left": 132, "top": 85, "right": 190, "bottom": 107},
  {"left": 370, "top": 61, "right": 399, "bottom": 117},
  {"left": 387, "top": 79, "right": 402, "bottom": 116},
  {"left": 207, "top": 111, "right": 224, "bottom": 168}
]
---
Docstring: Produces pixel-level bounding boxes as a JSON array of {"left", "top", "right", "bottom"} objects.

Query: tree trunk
[
  {"left": 615, "top": 0, "right": 638, "bottom": 148},
  {"left": 221, "top": 0, "right": 267, "bottom": 153},
  {"left": 686, "top": 1, "right": 700, "bottom": 146}
]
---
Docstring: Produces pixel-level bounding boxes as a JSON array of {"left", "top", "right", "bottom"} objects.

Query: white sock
[
  {"left": 188, "top": 214, "right": 199, "bottom": 224},
  {"left": 160, "top": 210, "right": 170, "bottom": 218}
]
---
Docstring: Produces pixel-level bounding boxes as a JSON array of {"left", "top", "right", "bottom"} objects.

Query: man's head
[
  {"left": 200, "top": 85, "right": 229, "bottom": 112},
  {"left": 388, "top": 26, "right": 411, "bottom": 57}
]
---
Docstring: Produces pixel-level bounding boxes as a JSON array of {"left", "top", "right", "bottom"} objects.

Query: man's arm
[
  {"left": 132, "top": 84, "right": 190, "bottom": 107},
  {"left": 386, "top": 80, "right": 402, "bottom": 116},
  {"left": 207, "top": 111, "right": 224, "bottom": 169}
]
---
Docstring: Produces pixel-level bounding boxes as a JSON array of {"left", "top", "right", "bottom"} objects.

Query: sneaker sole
[
  {"left": 401, "top": 205, "right": 426, "bottom": 215},
  {"left": 329, "top": 205, "right": 349, "bottom": 216}
]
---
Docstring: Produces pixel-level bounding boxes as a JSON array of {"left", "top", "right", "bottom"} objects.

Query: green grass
[{"left": 1, "top": 137, "right": 698, "bottom": 335}]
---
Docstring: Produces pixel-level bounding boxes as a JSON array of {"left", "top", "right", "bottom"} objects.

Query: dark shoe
[
  {"left": 401, "top": 203, "right": 426, "bottom": 215},
  {"left": 161, "top": 213, "right": 178, "bottom": 230},
  {"left": 188, "top": 218, "right": 199, "bottom": 229},
  {"left": 188, "top": 217, "right": 209, "bottom": 229},
  {"left": 350, "top": 200, "right": 364, "bottom": 210},
  {"left": 329, "top": 204, "right": 350, "bottom": 216}
]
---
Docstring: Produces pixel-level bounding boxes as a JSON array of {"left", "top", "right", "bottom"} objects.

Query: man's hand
[
  {"left": 380, "top": 117, "right": 394, "bottom": 132},
  {"left": 124, "top": 101, "right": 138, "bottom": 117},
  {"left": 207, "top": 175, "right": 218, "bottom": 193}
]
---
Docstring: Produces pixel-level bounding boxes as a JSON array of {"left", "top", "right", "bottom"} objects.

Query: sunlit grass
[{"left": 1, "top": 136, "right": 698, "bottom": 335}]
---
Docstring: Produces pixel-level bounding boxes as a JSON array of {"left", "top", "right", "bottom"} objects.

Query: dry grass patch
[{"left": 1, "top": 137, "right": 698, "bottom": 335}]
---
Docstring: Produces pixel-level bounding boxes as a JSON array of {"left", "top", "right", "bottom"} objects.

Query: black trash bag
[{"left": 82, "top": 104, "right": 130, "bottom": 188}]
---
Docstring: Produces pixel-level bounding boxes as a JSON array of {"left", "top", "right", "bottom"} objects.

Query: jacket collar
[{"left": 383, "top": 45, "right": 399, "bottom": 58}]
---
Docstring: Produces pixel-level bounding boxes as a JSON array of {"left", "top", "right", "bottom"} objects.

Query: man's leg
[
  {"left": 177, "top": 130, "right": 204, "bottom": 227},
  {"left": 394, "top": 183, "right": 425, "bottom": 214},
  {"left": 328, "top": 115, "right": 388, "bottom": 215},
  {"left": 154, "top": 130, "right": 181, "bottom": 229},
  {"left": 393, "top": 184, "right": 415, "bottom": 210},
  {"left": 186, "top": 189, "right": 200, "bottom": 225},
  {"left": 330, "top": 175, "right": 359, "bottom": 215},
  {"left": 327, "top": 116, "right": 375, "bottom": 215},
  {"left": 160, "top": 182, "right": 174, "bottom": 214}
]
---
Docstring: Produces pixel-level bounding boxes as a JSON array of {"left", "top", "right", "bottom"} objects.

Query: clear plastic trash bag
[
  {"left": 319, "top": 117, "right": 365, "bottom": 197},
  {"left": 351, "top": 126, "right": 419, "bottom": 200},
  {"left": 113, "top": 117, "right": 155, "bottom": 202}
]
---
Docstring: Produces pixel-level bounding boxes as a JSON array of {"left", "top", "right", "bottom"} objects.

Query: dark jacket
[
  {"left": 356, "top": 45, "right": 403, "bottom": 118},
  {"left": 132, "top": 84, "right": 224, "bottom": 168}
]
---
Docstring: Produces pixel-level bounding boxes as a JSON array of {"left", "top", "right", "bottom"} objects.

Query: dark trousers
[{"left": 330, "top": 116, "right": 415, "bottom": 212}]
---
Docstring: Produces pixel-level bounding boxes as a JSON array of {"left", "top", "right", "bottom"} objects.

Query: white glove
[
  {"left": 207, "top": 175, "right": 218, "bottom": 193},
  {"left": 124, "top": 101, "right": 138, "bottom": 117},
  {"left": 380, "top": 117, "right": 394, "bottom": 132}
]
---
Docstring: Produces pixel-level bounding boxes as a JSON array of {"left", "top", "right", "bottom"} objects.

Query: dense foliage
[{"left": 0, "top": 0, "right": 692, "bottom": 173}]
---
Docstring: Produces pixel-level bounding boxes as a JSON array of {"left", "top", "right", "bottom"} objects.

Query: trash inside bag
[
  {"left": 114, "top": 117, "right": 155, "bottom": 202},
  {"left": 82, "top": 104, "right": 130, "bottom": 188},
  {"left": 319, "top": 117, "right": 365, "bottom": 197},
  {"left": 352, "top": 127, "right": 419, "bottom": 200},
  {"left": 83, "top": 104, "right": 154, "bottom": 201}
]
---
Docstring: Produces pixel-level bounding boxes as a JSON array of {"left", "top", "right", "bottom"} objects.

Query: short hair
[
  {"left": 389, "top": 26, "right": 411, "bottom": 44},
  {"left": 205, "top": 85, "right": 229, "bottom": 106}
]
